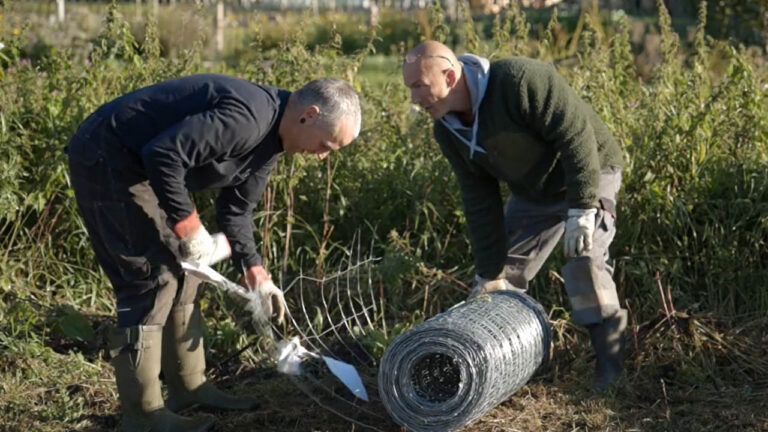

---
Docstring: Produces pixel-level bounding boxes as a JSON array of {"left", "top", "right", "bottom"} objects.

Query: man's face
[
  {"left": 403, "top": 60, "right": 452, "bottom": 119},
  {"left": 283, "top": 114, "right": 357, "bottom": 160}
]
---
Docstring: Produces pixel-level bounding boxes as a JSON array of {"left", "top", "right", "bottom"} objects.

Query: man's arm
[
  {"left": 513, "top": 62, "right": 602, "bottom": 209},
  {"left": 215, "top": 155, "right": 279, "bottom": 272},
  {"left": 141, "top": 96, "right": 262, "bottom": 228},
  {"left": 217, "top": 158, "right": 285, "bottom": 322},
  {"left": 435, "top": 125, "right": 506, "bottom": 279}
]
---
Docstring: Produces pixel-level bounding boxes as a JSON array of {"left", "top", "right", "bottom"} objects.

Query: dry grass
[
  {"left": 203, "top": 312, "right": 768, "bottom": 432},
  {"left": 3, "top": 307, "right": 766, "bottom": 432}
]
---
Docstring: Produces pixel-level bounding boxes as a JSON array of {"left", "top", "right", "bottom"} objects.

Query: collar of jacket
[
  {"left": 439, "top": 54, "right": 491, "bottom": 159},
  {"left": 272, "top": 89, "right": 292, "bottom": 153}
]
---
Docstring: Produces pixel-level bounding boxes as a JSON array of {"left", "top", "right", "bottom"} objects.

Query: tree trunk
[
  {"left": 56, "top": 0, "right": 65, "bottom": 23},
  {"left": 445, "top": 0, "right": 457, "bottom": 21},
  {"left": 215, "top": 1, "right": 225, "bottom": 56},
  {"left": 369, "top": 1, "right": 379, "bottom": 27}
]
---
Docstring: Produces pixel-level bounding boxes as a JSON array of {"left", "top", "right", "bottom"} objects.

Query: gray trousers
[
  {"left": 68, "top": 122, "right": 201, "bottom": 329},
  {"left": 503, "top": 168, "right": 622, "bottom": 326}
]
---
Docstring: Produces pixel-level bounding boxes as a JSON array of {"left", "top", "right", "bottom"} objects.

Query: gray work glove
[
  {"left": 180, "top": 224, "right": 231, "bottom": 266},
  {"left": 563, "top": 208, "right": 597, "bottom": 258}
]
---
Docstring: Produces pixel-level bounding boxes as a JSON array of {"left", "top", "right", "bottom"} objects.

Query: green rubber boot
[
  {"left": 110, "top": 325, "right": 215, "bottom": 432},
  {"left": 162, "top": 304, "right": 260, "bottom": 413},
  {"left": 588, "top": 309, "right": 628, "bottom": 390}
]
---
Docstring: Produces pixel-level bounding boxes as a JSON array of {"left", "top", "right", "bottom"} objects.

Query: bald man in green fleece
[{"left": 403, "top": 40, "right": 627, "bottom": 390}]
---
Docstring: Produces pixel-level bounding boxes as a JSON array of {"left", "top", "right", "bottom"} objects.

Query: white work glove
[
  {"left": 245, "top": 277, "right": 286, "bottom": 324},
  {"left": 563, "top": 208, "right": 598, "bottom": 258},
  {"left": 179, "top": 225, "right": 231, "bottom": 266},
  {"left": 469, "top": 274, "right": 519, "bottom": 298}
]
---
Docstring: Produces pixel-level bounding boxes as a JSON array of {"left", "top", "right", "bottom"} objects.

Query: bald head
[
  {"left": 404, "top": 40, "right": 460, "bottom": 76},
  {"left": 402, "top": 40, "right": 470, "bottom": 119}
]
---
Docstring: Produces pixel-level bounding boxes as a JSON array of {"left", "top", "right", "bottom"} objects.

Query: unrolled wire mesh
[
  {"left": 273, "top": 236, "right": 398, "bottom": 431},
  {"left": 377, "top": 291, "right": 551, "bottom": 432}
]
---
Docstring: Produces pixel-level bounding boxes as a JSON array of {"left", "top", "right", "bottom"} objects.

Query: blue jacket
[{"left": 67, "top": 74, "right": 289, "bottom": 270}]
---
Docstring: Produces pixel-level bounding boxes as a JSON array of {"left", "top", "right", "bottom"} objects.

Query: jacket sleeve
[
  {"left": 215, "top": 155, "right": 279, "bottom": 271},
  {"left": 435, "top": 125, "right": 506, "bottom": 279},
  {"left": 513, "top": 63, "right": 601, "bottom": 208},
  {"left": 141, "top": 96, "right": 265, "bottom": 227}
]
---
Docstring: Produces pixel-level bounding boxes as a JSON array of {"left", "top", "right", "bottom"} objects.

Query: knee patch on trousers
[
  {"left": 108, "top": 325, "right": 163, "bottom": 364},
  {"left": 562, "top": 256, "right": 620, "bottom": 326}
]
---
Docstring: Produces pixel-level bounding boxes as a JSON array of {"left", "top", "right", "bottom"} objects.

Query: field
[{"left": 1, "top": 0, "right": 768, "bottom": 431}]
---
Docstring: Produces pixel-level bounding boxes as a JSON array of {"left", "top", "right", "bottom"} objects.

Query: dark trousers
[
  {"left": 68, "top": 121, "right": 199, "bottom": 328},
  {"left": 503, "top": 168, "right": 622, "bottom": 326}
]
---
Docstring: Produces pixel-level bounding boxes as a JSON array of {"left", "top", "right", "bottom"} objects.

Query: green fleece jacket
[{"left": 434, "top": 57, "right": 624, "bottom": 279}]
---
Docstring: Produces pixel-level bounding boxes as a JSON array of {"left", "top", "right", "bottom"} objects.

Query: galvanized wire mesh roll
[{"left": 378, "top": 291, "right": 551, "bottom": 432}]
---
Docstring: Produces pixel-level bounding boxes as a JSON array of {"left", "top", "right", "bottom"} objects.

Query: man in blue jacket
[{"left": 67, "top": 75, "right": 361, "bottom": 431}]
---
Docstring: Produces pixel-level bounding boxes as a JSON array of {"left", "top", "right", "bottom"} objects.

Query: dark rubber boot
[
  {"left": 162, "top": 304, "right": 260, "bottom": 413},
  {"left": 110, "top": 325, "right": 215, "bottom": 432},
  {"left": 587, "top": 309, "right": 628, "bottom": 390}
]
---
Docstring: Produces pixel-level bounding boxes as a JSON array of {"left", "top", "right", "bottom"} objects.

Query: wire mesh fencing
[
  {"left": 272, "top": 238, "right": 550, "bottom": 431},
  {"left": 377, "top": 291, "right": 551, "bottom": 432}
]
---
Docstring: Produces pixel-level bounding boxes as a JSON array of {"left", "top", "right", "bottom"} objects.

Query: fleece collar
[{"left": 439, "top": 54, "right": 490, "bottom": 159}]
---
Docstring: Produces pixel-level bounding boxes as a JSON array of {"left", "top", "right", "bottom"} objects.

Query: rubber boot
[
  {"left": 162, "top": 304, "right": 260, "bottom": 413},
  {"left": 110, "top": 325, "right": 215, "bottom": 432},
  {"left": 587, "top": 309, "right": 628, "bottom": 390}
]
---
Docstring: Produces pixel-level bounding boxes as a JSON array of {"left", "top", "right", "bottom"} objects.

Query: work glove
[
  {"left": 244, "top": 266, "right": 286, "bottom": 324},
  {"left": 469, "top": 274, "right": 520, "bottom": 298},
  {"left": 255, "top": 280, "right": 286, "bottom": 324},
  {"left": 563, "top": 208, "right": 597, "bottom": 258},
  {"left": 179, "top": 224, "right": 231, "bottom": 266}
]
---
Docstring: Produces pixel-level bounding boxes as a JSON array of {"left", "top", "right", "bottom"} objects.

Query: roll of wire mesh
[{"left": 378, "top": 290, "right": 551, "bottom": 432}]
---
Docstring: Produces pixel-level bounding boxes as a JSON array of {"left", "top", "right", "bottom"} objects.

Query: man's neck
[{"left": 453, "top": 73, "right": 474, "bottom": 126}]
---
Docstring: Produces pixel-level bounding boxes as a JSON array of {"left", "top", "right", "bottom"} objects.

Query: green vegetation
[{"left": 1, "top": 0, "right": 767, "bottom": 430}]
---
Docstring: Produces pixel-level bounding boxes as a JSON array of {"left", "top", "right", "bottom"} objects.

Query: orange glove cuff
[{"left": 173, "top": 209, "right": 202, "bottom": 239}]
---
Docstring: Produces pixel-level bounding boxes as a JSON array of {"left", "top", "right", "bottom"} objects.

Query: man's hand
[
  {"left": 469, "top": 274, "right": 518, "bottom": 298},
  {"left": 257, "top": 280, "right": 286, "bottom": 324},
  {"left": 244, "top": 265, "right": 271, "bottom": 290},
  {"left": 243, "top": 265, "right": 286, "bottom": 324},
  {"left": 563, "top": 208, "right": 597, "bottom": 258},
  {"left": 175, "top": 210, "right": 231, "bottom": 265}
]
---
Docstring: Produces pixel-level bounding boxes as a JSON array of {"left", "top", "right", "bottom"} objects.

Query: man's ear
[
  {"left": 445, "top": 68, "right": 458, "bottom": 88},
  {"left": 301, "top": 105, "right": 321, "bottom": 124}
]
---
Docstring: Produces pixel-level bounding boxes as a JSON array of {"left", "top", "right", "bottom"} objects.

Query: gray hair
[{"left": 293, "top": 78, "right": 361, "bottom": 137}]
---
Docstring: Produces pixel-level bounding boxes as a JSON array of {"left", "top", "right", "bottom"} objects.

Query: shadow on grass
[
  {"left": 45, "top": 304, "right": 114, "bottom": 363},
  {"left": 78, "top": 414, "right": 119, "bottom": 432}
]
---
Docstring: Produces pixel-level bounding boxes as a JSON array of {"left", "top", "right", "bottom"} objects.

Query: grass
[{"left": 2, "top": 290, "right": 767, "bottom": 431}]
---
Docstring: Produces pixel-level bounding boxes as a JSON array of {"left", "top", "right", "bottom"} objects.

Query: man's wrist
[{"left": 173, "top": 209, "right": 202, "bottom": 238}]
